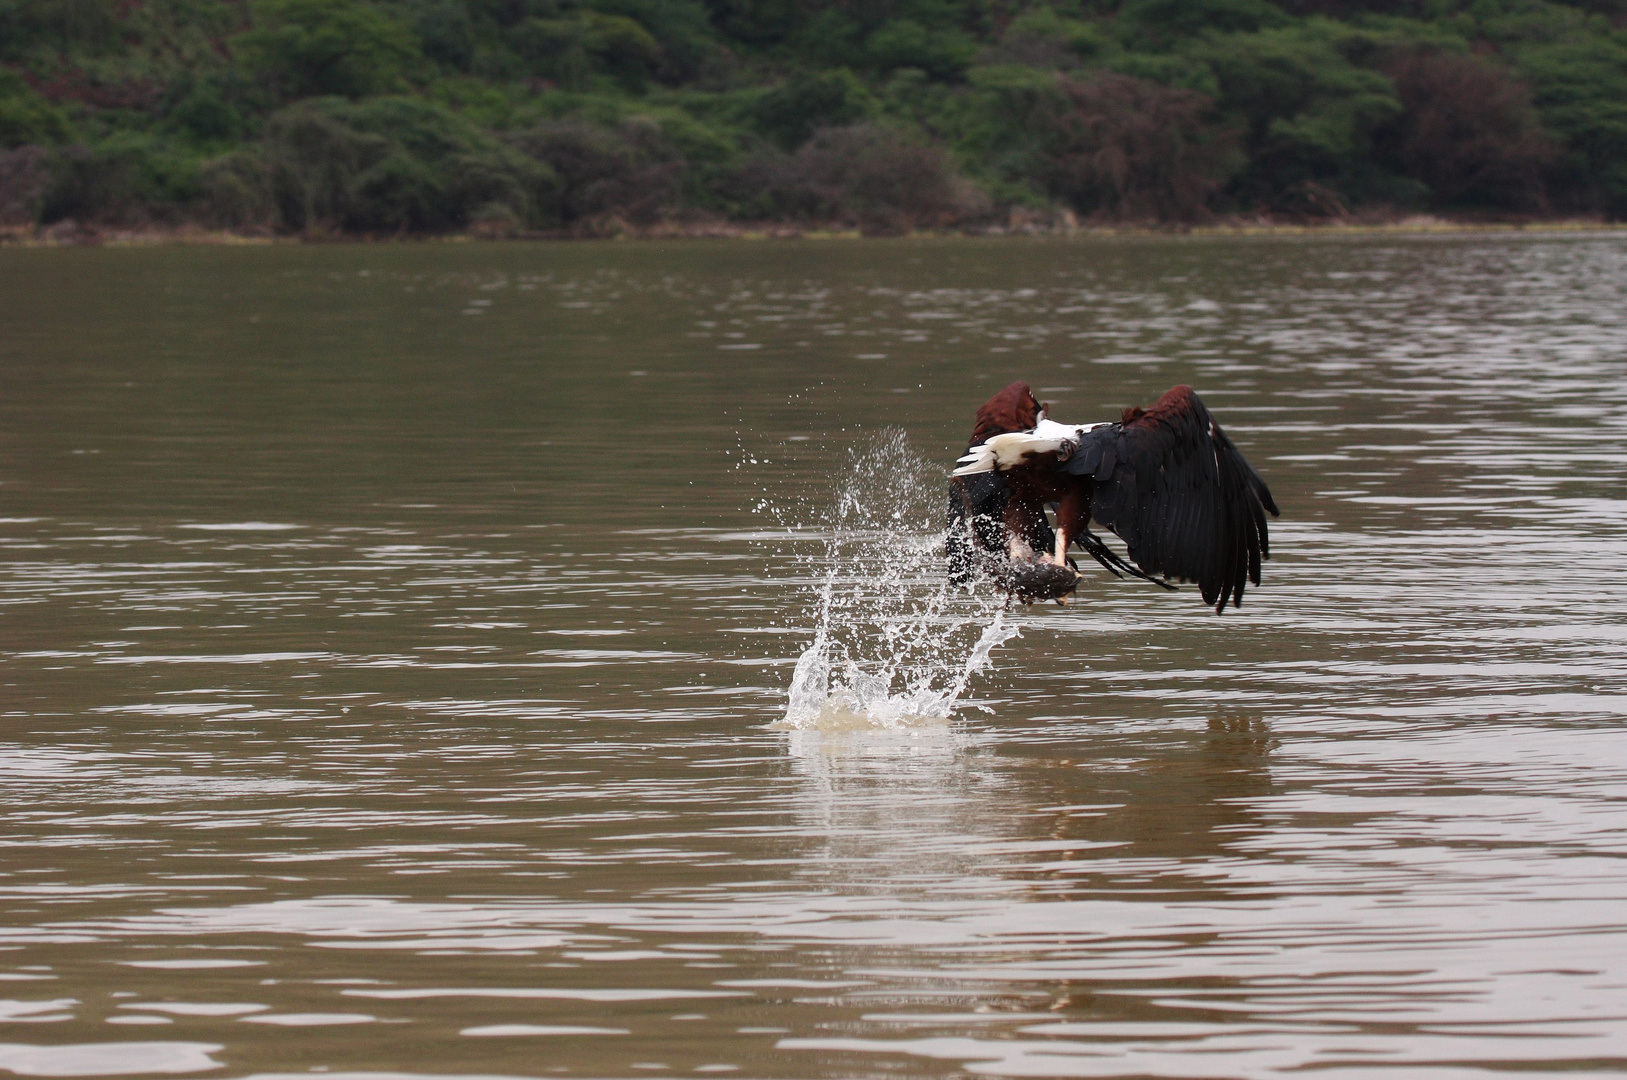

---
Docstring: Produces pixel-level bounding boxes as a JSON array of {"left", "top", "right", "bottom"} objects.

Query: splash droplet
[{"left": 779, "top": 431, "right": 1018, "bottom": 729}]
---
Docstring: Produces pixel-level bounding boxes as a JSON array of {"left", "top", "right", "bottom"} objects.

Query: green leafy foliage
[
  {"left": 986, "top": 10, "right": 1111, "bottom": 70},
  {"left": 865, "top": 19, "right": 978, "bottom": 80},
  {"left": 3, "top": 0, "right": 1625, "bottom": 232},
  {"left": 234, "top": 0, "right": 424, "bottom": 101},
  {"left": 1192, "top": 23, "right": 1403, "bottom": 205},
  {"left": 0, "top": 0, "right": 120, "bottom": 60},
  {"left": 511, "top": 10, "right": 663, "bottom": 90},
  {"left": 1118, "top": 0, "right": 1289, "bottom": 43},
  {"left": 39, "top": 133, "right": 202, "bottom": 226},
  {"left": 748, "top": 69, "right": 878, "bottom": 148},
  {"left": 1514, "top": 35, "right": 1627, "bottom": 213},
  {"left": 169, "top": 83, "right": 246, "bottom": 144},
  {"left": 731, "top": 122, "right": 988, "bottom": 233},
  {"left": 511, "top": 115, "right": 681, "bottom": 225},
  {"left": 263, "top": 96, "right": 556, "bottom": 232},
  {"left": 0, "top": 69, "right": 69, "bottom": 148},
  {"left": 958, "top": 66, "right": 1238, "bottom": 219}
]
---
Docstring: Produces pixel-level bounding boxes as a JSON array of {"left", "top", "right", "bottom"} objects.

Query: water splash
[{"left": 779, "top": 430, "right": 1019, "bottom": 729}]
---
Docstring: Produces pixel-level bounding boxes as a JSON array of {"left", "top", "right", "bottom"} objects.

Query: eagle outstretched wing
[{"left": 1066, "top": 386, "right": 1279, "bottom": 611}]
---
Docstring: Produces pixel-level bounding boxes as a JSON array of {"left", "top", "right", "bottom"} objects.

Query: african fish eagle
[{"left": 947, "top": 381, "right": 1279, "bottom": 612}]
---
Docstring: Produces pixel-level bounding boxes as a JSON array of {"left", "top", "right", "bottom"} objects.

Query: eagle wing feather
[{"left": 1065, "top": 386, "right": 1278, "bottom": 612}]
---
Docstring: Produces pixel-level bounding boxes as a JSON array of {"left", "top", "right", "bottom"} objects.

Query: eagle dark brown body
[{"left": 947, "top": 381, "right": 1280, "bottom": 613}]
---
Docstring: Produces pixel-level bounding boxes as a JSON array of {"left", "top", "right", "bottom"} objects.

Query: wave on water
[{"left": 779, "top": 430, "right": 1018, "bottom": 729}]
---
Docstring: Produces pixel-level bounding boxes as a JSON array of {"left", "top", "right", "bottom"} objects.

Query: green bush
[
  {"left": 1191, "top": 22, "right": 1402, "bottom": 206},
  {"left": 954, "top": 64, "right": 1076, "bottom": 199},
  {"left": 957, "top": 67, "right": 1236, "bottom": 220},
  {"left": 264, "top": 97, "right": 556, "bottom": 232},
  {"left": 1515, "top": 36, "right": 1627, "bottom": 216},
  {"left": 785, "top": 8, "right": 867, "bottom": 69},
  {"left": 511, "top": 116, "right": 685, "bottom": 227},
  {"left": 731, "top": 122, "right": 988, "bottom": 234},
  {"left": 4, "top": 0, "right": 1625, "bottom": 231},
  {"left": 510, "top": 10, "right": 662, "bottom": 90},
  {"left": 417, "top": 2, "right": 479, "bottom": 72},
  {"left": 0, "top": 69, "right": 70, "bottom": 148},
  {"left": 169, "top": 83, "right": 245, "bottom": 144},
  {"left": 511, "top": 17, "right": 594, "bottom": 89},
  {"left": 985, "top": 9, "right": 1111, "bottom": 70},
  {"left": 748, "top": 69, "right": 877, "bottom": 149},
  {"left": 582, "top": 0, "right": 716, "bottom": 83},
  {"left": 39, "top": 134, "right": 202, "bottom": 226},
  {"left": 235, "top": 0, "right": 423, "bottom": 101},
  {"left": 196, "top": 149, "right": 275, "bottom": 228},
  {"left": 866, "top": 19, "right": 977, "bottom": 81},
  {"left": 0, "top": 145, "right": 50, "bottom": 225},
  {"left": 1118, "top": 0, "right": 1289, "bottom": 44},
  {"left": 0, "top": 0, "right": 118, "bottom": 60}
]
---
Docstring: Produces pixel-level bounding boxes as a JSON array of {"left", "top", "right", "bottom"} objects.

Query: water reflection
[
  {"left": 1021, "top": 714, "right": 1279, "bottom": 887},
  {"left": 785, "top": 725, "right": 1023, "bottom": 894}
]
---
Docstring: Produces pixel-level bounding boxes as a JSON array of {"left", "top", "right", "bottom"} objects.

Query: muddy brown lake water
[{"left": 2, "top": 233, "right": 1626, "bottom": 1079}]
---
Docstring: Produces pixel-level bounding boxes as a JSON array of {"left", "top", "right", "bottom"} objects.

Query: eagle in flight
[{"left": 947, "top": 381, "right": 1279, "bottom": 613}]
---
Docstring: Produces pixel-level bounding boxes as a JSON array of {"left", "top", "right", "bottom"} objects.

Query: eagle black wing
[{"left": 1064, "top": 386, "right": 1279, "bottom": 612}]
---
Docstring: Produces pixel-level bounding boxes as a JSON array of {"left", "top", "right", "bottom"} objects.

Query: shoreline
[{"left": 1, "top": 214, "right": 1621, "bottom": 248}]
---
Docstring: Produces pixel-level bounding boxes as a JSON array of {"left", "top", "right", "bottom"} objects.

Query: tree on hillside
[{"left": 234, "top": 0, "right": 423, "bottom": 101}]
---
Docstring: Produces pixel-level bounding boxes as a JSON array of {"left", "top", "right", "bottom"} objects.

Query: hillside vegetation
[{"left": 2, "top": 0, "right": 1625, "bottom": 236}]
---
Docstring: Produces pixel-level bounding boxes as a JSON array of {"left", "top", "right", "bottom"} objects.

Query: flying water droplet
[{"left": 777, "top": 430, "right": 1018, "bottom": 729}]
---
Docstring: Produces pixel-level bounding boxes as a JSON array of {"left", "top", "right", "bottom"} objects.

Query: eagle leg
[{"left": 1045, "top": 488, "right": 1089, "bottom": 577}]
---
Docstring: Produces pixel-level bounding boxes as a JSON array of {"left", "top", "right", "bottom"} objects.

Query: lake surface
[{"left": 2, "top": 232, "right": 1626, "bottom": 1079}]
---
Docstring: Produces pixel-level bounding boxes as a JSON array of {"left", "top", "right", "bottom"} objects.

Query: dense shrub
[
  {"left": 0, "top": 0, "right": 118, "bottom": 60},
  {"left": 982, "top": 9, "right": 1109, "bottom": 70},
  {"left": 0, "top": 144, "right": 49, "bottom": 225},
  {"left": 733, "top": 122, "right": 989, "bottom": 234},
  {"left": 168, "top": 83, "right": 247, "bottom": 144},
  {"left": 511, "top": 117, "right": 686, "bottom": 228},
  {"left": 0, "top": 70, "right": 69, "bottom": 148},
  {"left": 1118, "top": 0, "right": 1288, "bottom": 43},
  {"left": 417, "top": 2, "right": 478, "bottom": 72},
  {"left": 196, "top": 150, "right": 275, "bottom": 229},
  {"left": 748, "top": 69, "right": 877, "bottom": 149},
  {"left": 959, "top": 66, "right": 1235, "bottom": 219},
  {"left": 1514, "top": 37, "right": 1627, "bottom": 217},
  {"left": 1380, "top": 53, "right": 1555, "bottom": 211},
  {"left": 510, "top": 11, "right": 662, "bottom": 91},
  {"left": 264, "top": 97, "right": 555, "bottom": 233},
  {"left": 38, "top": 135, "right": 199, "bottom": 226},
  {"left": 1042, "top": 73, "right": 1238, "bottom": 221},
  {"left": 1193, "top": 23, "right": 1402, "bottom": 207},
  {"left": 584, "top": 0, "right": 717, "bottom": 84},
  {"left": 865, "top": 19, "right": 977, "bottom": 81},
  {"left": 235, "top": 0, "right": 423, "bottom": 101}
]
